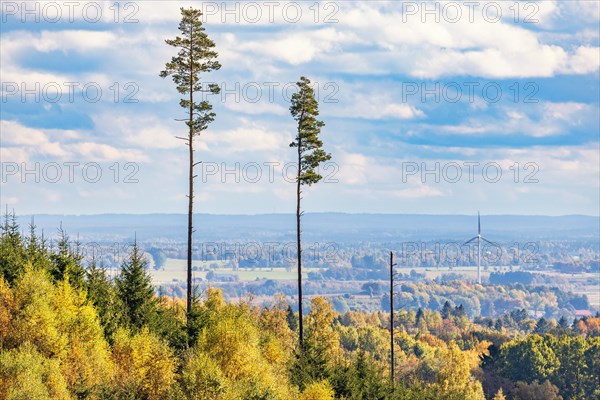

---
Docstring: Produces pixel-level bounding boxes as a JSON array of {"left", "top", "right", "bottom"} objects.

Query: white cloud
[
  {"left": 542, "top": 102, "right": 588, "bottom": 122},
  {"left": 326, "top": 82, "right": 425, "bottom": 120},
  {"left": 435, "top": 102, "right": 595, "bottom": 137},
  {"left": 65, "top": 142, "right": 147, "bottom": 162},
  {"left": 392, "top": 185, "right": 444, "bottom": 199},
  {"left": 315, "top": 1, "right": 600, "bottom": 78},
  {"left": 332, "top": 99, "right": 424, "bottom": 120},
  {"left": 239, "top": 28, "right": 357, "bottom": 65},
  {"left": 0, "top": 120, "right": 148, "bottom": 162},
  {"left": 1, "top": 30, "right": 115, "bottom": 58},
  {"left": 204, "top": 121, "right": 290, "bottom": 154},
  {"left": 335, "top": 153, "right": 368, "bottom": 184},
  {"left": 34, "top": 30, "right": 116, "bottom": 52},
  {"left": 380, "top": 103, "right": 425, "bottom": 119},
  {"left": 223, "top": 100, "right": 287, "bottom": 116},
  {"left": 558, "top": 46, "right": 600, "bottom": 74},
  {"left": 1, "top": 120, "right": 69, "bottom": 158},
  {"left": 92, "top": 114, "right": 185, "bottom": 150}
]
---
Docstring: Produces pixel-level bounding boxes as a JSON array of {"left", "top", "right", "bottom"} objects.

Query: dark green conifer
[{"left": 117, "top": 240, "right": 156, "bottom": 330}]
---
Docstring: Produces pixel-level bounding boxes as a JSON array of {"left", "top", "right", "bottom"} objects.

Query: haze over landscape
[{"left": 14, "top": 212, "right": 600, "bottom": 241}]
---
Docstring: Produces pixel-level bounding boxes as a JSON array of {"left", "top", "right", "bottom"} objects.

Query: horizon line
[{"left": 16, "top": 212, "right": 600, "bottom": 218}]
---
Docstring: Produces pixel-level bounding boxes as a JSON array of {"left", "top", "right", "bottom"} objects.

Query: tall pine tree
[
  {"left": 160, "top": 7, "right": 221, "bottom": 319},
  {"left": 289, "top": 76, "right": 331, "bottom": 347}
]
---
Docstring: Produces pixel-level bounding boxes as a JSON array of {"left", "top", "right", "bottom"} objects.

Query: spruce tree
[
  {"left": 534, "top": 317, "right": 550, "bottom": 334},
  {"left": 454, "top": 304, "right": 466, "bottom": 318},
  {"left": 25, "top": 218, "right": 51, "bottom": 272},
  {"left": 117, "top": 240, "right": 156, "bottom": 330},
  {"left": 558, "top": 316, "right": 569, "bottom": 329},
  {"left": 286, "top": 304, "right": 298, "bottom": 332},
  {"left": 87, "top": 257, "right": 123, "bottom": 340},
  {"left": 495, "top": 318, "right": 504, "bottom": 331},
  {"left": 289, "top": 76, "right": 331, "bottom": 347},
  {"left": 416, "top": 308, "right": 424, "bottom": 324},
  {"left": 49, "top": 226, "right": 85, "bottom": 289},
  {"left": 160, "top": 7, "right": 221, "bottom": 319},
  {"left": 0, "top": 209, "right": 25, "bottom": 284},
  {"left": 441, "top": 300, "right": 453, "bottom": 320}
]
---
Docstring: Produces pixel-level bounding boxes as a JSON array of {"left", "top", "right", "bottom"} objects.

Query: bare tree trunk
[
  {"left": 187, "top": 130, "right": 193, "bottom": 316},
  {"left": 187, "top": 36, "right": 194, "bottom": 317},
  {"left": 296, "top": 135, "right": 303, "bottom": 348}
]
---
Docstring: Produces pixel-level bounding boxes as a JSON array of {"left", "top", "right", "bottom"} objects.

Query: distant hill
[{"left": 17, "top": 213, "right": 600, "bottom": 243}]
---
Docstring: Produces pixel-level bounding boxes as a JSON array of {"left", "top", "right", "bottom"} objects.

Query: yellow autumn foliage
[{"left": 111, "top": 327, "right": 176, "bottom": 400}]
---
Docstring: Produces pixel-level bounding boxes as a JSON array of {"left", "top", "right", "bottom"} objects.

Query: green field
[
  {"left": 150, "top": 258, "right": 227, "bottom": 285},
  {"left": 152, "top": 261, "right": 523, "bottom": 285},
  {"left": 151, "top": 258, "right": 311, "bottom": 284},
  {"left": 396, "top": 265, "right": 520, "bottom": 280}
]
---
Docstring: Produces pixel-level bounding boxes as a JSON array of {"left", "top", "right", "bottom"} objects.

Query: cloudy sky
[{"left": 1, "top": 1, "right": 599, "bottom": 215}]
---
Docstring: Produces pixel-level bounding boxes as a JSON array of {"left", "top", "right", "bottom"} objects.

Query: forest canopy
[{"left": 0, "top": 214, "right": 598, "bottom": 400}]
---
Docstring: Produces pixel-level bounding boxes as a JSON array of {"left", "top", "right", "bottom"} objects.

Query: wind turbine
[{"left": 463, "top": 212, "right": 495, "bottom": 284}]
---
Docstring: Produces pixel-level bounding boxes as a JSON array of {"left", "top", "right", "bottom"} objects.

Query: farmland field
[
  {"left": 150, "top": 257, "right": 317, "bottom": 284},
  {"left": 150, "top": 259, "right": 599, "bottom": 308},
  {"left": 396, "top": 265, "right": 520, "bottom": 280}
]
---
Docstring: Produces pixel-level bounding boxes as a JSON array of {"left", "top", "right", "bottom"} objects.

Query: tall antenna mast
[{"left": 389, "top": 251, "right": 398, "bottom": 386}]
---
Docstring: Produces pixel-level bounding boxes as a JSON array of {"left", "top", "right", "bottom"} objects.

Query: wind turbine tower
[{"left": 464, "top": 212, "right": 495, "bottom": 284}]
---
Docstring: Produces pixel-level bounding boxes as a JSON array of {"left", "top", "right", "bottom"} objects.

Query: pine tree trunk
[
  {"left": 296, "top": 135, "right": 303, "bottom": 348},
  {"left": 187, "top": 131, "right": 193, "bottom": 316},
  {"left": 187, "top": 35, "right": 194, "bottom": 318}
]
